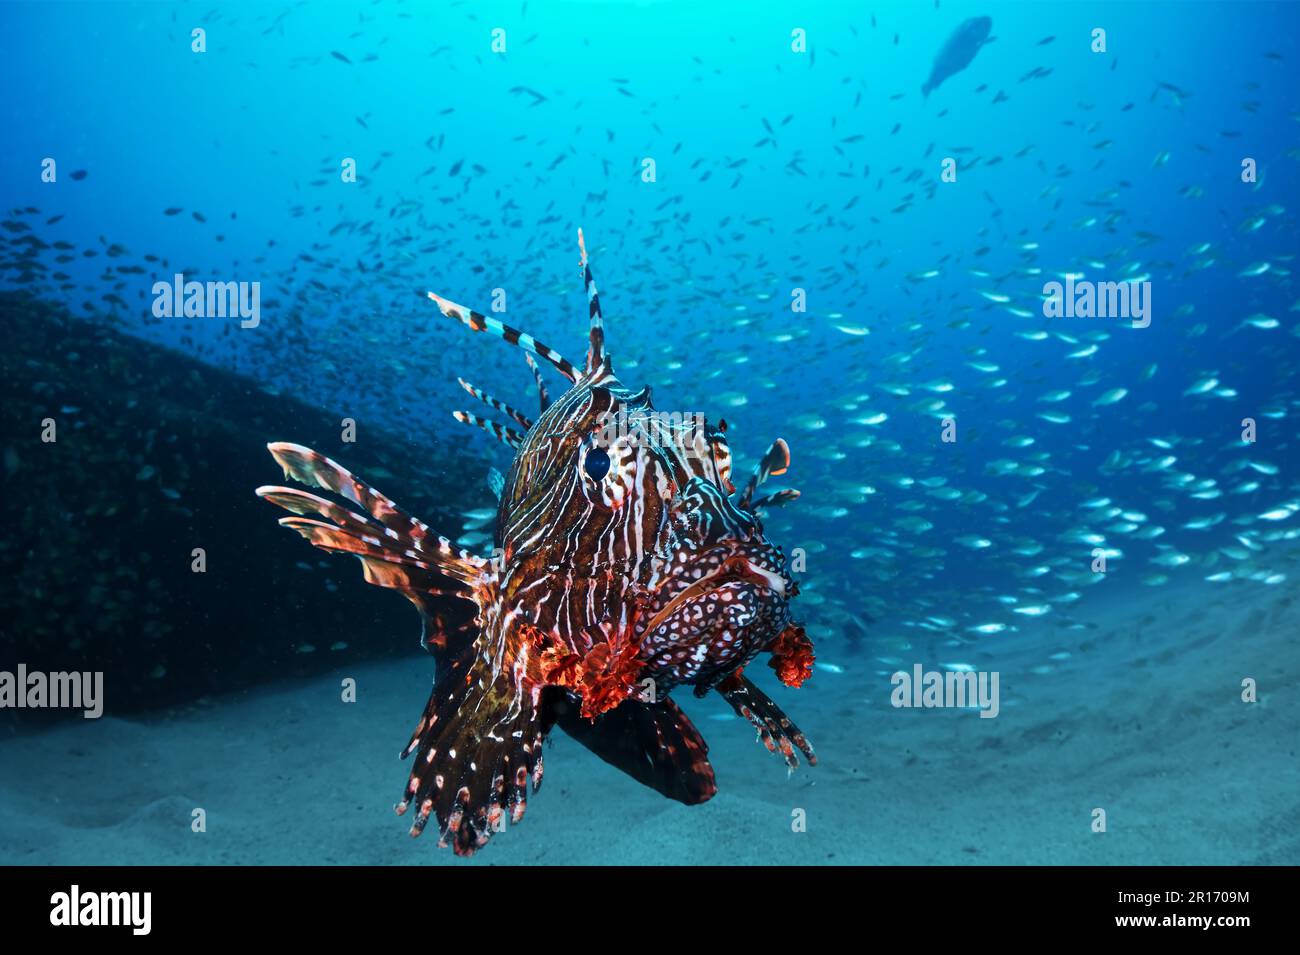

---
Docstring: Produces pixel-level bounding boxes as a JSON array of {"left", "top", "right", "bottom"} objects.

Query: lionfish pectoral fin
[
  {"left": 549, "top": 691, "right": 717, "bottom": 805},
  {"left": 716, "top": 672, "right": 817, "bottom": 770},
  {"left": 256, "top": 442, "right": 491, "bottom": 662},
  {"left": 398, "top": 649, "right": 549, "bottom": 857}
]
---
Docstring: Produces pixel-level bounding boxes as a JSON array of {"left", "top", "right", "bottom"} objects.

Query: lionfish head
[{"left": 431, "top": 230, "right": 807, "bottom": 693}]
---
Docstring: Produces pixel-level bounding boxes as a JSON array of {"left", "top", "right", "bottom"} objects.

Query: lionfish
[{"left": 255, "top": 231, "right": 816, "bottom": 855}]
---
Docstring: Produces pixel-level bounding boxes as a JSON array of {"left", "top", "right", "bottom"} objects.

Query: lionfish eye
[{"left": 584, "top": 446, "right": 611, "bottom": 482}]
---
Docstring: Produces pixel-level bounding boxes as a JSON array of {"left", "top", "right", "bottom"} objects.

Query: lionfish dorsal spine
[
  {"left": 577, "top": 227, "right": 609, "bottom": 378},
  {"left": 737, "top": 438, "right": 791, "bottom": 510},
  {"left": 524, "top": 354, "right": 551, "bottom": 413},
  {"left": 451, "top": 410, "right": 525, "bottom": 449},
  {"left": 426, "top": 290, "right": 578, "bottom": 382},
  {"left": 457, "top": 377, "right": 534, "bottom": 431}
]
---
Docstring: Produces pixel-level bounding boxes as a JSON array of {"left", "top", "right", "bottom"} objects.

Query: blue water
[{"left": 2, "top": 0, "right": 1297, "bottom": 864}]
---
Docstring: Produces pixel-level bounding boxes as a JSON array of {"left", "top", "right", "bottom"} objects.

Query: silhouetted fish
[{"left": 922, "top": 16, "right": 994, "bottom": 99}]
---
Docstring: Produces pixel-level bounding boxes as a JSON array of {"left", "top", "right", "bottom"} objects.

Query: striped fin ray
[
  {"left": 457, "top": 377, "right": 533, "bottom": 431},
  {"left": 254, "top": 485, "right": 470, "bottom": 596},
  {"left": 269, "top": 513, "right": 475, "bottom": 599},
  {"left": 257, "top": 484, "right": 380, "bottom": 534},
  {"left": 266, "top": 441, "right": 423, "bottom": 536},
  {"left": 452, "top": 410, "right": 525, "bottom": 449},
  {"left": 426, "top": 291, "right": 578, "bottom": 382},
  {"left": 577, "top": 227, "right": 608, "bottom": 376},
  {"left": 256, "top": 445, "right": 491, "bottom": 660},
  {"left": 749, "top": 488, "right": 801, "bottom": 511},
  {"left": 258, "top": 442, "right": 488, "bottom": 588},
  {"left": 736, "top": 438, "right": 791, "bottom": 510},
  {"left": 524, "top": 353, "right": 550, "bottom": 413},
  {"left": 256, "top": 486, "right": 470, "bottom": 598}
]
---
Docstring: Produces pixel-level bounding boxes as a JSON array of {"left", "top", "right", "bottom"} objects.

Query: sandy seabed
[{"left": 2, "top": 577, "right": 1297, "bottom": 866}]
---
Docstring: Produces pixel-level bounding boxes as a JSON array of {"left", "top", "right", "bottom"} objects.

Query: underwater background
[{"left": 1, "top": 0, "right": 1297, "bottom": 865}]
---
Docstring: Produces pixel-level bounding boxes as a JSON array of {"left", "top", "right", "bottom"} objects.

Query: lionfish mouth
[{"left": 640, "top": 552, "right": 787, "bottom": 638}]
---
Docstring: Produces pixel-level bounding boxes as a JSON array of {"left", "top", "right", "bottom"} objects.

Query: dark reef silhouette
[{"left": 0, "top": 291, "right": 491, "bottom": 726}]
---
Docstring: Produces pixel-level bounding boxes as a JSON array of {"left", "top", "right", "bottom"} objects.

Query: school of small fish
[{"left": 1, "top": 2, "right": 1296, "bottom": 686}]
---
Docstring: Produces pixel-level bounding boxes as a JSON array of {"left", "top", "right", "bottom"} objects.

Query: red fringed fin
[
  {"left": 768, "top": 623, "right": 815, "bottom": 688},
  {"left": 538, "top": 614, "right": 643, "bottom": 720}
]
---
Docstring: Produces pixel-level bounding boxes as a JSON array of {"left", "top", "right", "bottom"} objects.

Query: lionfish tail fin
[
  {"left": 426, "top": 291, "right": 579, "bottom": 382},
  {"left": 716, "top": 672, "right": 817, "bottom": 770},
  {"left": 256, "top": 442, "right": 491, "bottom": 653},
  {"left": 397, "top": 649, "right": 549, "bottom": 856},
  {"left": 577, "top": 228, "right": 610, "bottom": 378}
]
